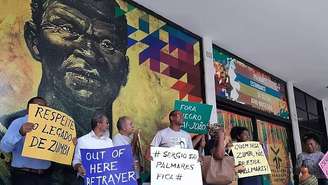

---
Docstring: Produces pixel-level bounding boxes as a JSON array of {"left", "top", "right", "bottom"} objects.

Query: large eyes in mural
[
  {"left": 58, "top": 24, "right": 76, "bottom": 34},
  {"left": 33, "top": 2, "right": 128, "bottom": 107},
  {"left": 100, "top": 39, "right": 115, "bottom": 52}
]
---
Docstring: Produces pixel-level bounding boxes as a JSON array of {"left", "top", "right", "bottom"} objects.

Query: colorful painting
[
  {"left": 213, "top": 46, "right": 289, "bottom": 119},
  {"left": 0, "top": 0, "right": 203, "bottom": 184},
  {"left": 257, "top": 120, "right": 294, "bottom": 185},
  {"left": 217, "top": 109, "right": 253, "bottom": 140}
]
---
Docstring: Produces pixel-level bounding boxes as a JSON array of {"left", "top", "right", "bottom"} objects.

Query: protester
[
  {"left": 113, "top": 116, "right": 142, "bottom": 185},
  {"left": 145, "top": 110, "right": 193, "bottom": 161},
  {"left": 72, "top": 112, "right": 113, "bottom": 184},
  {"left": 201, "top": 126, "right": 235, "bottom": 185},
  {"left": 0, "top": 97, "right": 51, "bottom": 185},
  {"left": 296, "top": 133, "right": 327, "bottom": 185},
  {"left": 231, "top": 126, "right": 262, "bottom": 185}
]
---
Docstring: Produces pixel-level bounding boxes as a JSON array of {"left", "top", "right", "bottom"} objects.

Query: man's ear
[{"left": 24, "top": 21, "right": 41, "bottom": 61}]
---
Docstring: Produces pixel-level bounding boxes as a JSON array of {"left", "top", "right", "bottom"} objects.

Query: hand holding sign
[
  {"left": 174, "top": 100, "right": 213, "bottom": 134},
  {"left": 231, "top": 141, "right": 271, "bottom": 178},
  {"left": 75, "top": 164, "right": 86, "bottom": 176},
  {"left": 81, "top": 145, "right": 137, "bottom": 185},
  {"left": 22, "top": 104, "right": 76, "bottom": 165},
  {"left": 151, "top": 147, "right": 202, "bottom": 185},
  {"left": 19, "top": 122, "right": 34, "bottom": 136}
]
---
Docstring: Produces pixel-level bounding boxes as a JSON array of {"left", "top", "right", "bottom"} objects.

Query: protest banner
[
  {"left": 174, "top": 100, "right": 213, "bottom": 134},
  {"left": 151, "top": 147, "right": 202, "bottom": 185},
  {"left": 231, "top": 141, "right": 271, "bottom": 178},
  {"left": 319, "top": 152, "right": 328, "bottom": 179},
  {"left": 22, "top": 104, "right": 76, "bottom": 165},
  {"left": 81, "top": 145, "right": 137, "bottom": 185}
]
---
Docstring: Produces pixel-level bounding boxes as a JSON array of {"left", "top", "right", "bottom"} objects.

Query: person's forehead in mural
[{"left": 25, "top": 0, "right": 128, "bottom": 108}]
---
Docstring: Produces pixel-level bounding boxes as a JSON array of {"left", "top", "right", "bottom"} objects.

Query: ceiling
[{"left": 134, "top": 0, "right": 328, "bottom": 100}]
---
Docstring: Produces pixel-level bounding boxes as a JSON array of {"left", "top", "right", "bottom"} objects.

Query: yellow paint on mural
[
  {"left": 170, "top": 48, "right": 179, "bottom": 58},
  {"left": 160, "top": 62, "right": 168, "bottom": 73},
  {"left": 0, "top": 0, "right": 41, "bottom": 115},
  {"left": 232, "top": 141, "right": 271, "bottom": 178},
  {"left": 22, "top": 105, "right": 76, "bottom": 165},
  {"left": 126, "top": 8, "right": 146, "bottom": 30},
  {"left": 149, "top": 15, "right": 166, "bottom": 33},
  {"left": 129, "top": 29, "right": 148, "bottom": 41},
  {"left": 116, "top": 0, "right": 129, "bottom": 12},
  {"left": 113, "top": 42, "right": 178, "bottom": 145},
  {"left": 159, "top": 28, "right": 169, "bottom": 43},
  {"left": 179, "top": 73, "right": 188, "bottom": 83},
  {"left": 161, "top": 44, "right": 170, "bottom": 54},
  {"left": 193, "top": 42, "right": 200, "bottom": 65}
]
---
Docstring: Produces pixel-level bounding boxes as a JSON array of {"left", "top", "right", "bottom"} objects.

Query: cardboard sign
[
  {"left": 319, "top": 152, "right": 328, "bottom": 179},
  {"left": 81, "top": 145, "right": 137, "bottom": 185},
  {"left": 22, "top": 104, "right": 76, "bottom": 165},
  {"left": 151, "top": 147, "right": 202, "bottom": 185},
  {"left": 174, "top": 100, "right": 213, "bottom": 134},
  {"left": 231, "top": 141, "right": 271, "bottom": 178}
]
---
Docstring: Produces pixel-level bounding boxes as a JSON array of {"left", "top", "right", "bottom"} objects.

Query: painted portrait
[{"left": 0, "top": 0, "right": 204, "bottom": 184}]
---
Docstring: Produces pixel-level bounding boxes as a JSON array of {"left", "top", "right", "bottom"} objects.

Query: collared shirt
[
  {"left": 72, "top": 130, "right": 113, "bottom": 167},
  {"left": 0, "top": 114, "right": 51, "bottom": 169},
  {"left": 112, "top": 133, "right": 132, "bottom": 146},
  {"left": 150, "top": 127, "right": 193, "bottom": 149}
]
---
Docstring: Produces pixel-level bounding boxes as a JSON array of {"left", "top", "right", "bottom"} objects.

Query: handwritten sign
[
  {"left": 319, "top": 152, "right": 328, "bottom": 179},
  {"left": 81, "top": 145, "right": 137, "bottom": 185},
  {"left": 175, "top": 100, "right": 213, "bottom": 134},
  {"left": 231, "top": 141, "right": 271, "bottom": 178},
  {"left": 22, "top": 104, "right": 76, "bottom": 165},
  {"left": 151, "top": 147, "right": 202, "bottom": 185}
]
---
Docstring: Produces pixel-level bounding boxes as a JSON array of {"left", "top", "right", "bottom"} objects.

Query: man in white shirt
[
  {"left": 145, "top": 110, "right": 193, "bottom": 160},
  {"left": 72, "top": 112, "right": 113, "bottom": 178},
  {"left": 151, "top": 110, "right": 193, "bottom": 149},
  {"left": 112, "top": 116, "right": 141, "bottom": 184},
  {"left": 112, "top": 116, "right": 138, "bottom": 152}
]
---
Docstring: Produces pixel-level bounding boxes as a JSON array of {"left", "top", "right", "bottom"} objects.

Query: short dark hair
[
  {"left": 91, "top": 112, "right": 107, "bottom": 130},
  {"left": 302, "top": 133, "right": 320, "bottom": 145},
  {"left": 27, "top": 96, "right": 46, "bottom": 110},
  {"left": 116, "top": 116, "right": 129, "bottom": 131},
  {"left": 169, "top": 110, "right": 180, "bottom": 122},
  {"left": 231, "top": 126, "right": 249, "bottom": 140},
  {"left": 27, "top": 96, "right": 46, "bottom": 105}
]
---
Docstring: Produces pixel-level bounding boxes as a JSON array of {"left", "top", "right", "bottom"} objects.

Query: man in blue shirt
[{"left": 0, "top": 96, "right": 51, "bottom": 185}]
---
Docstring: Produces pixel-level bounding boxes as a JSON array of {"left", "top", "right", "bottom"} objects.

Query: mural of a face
[
  {"left": 24, "top": 0, "right": 128, "bottom": 108},
  {"left": 0, "top": 0, "right": 204, "bottom": 184}
]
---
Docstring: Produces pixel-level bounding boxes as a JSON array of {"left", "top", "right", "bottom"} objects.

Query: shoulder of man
[
  {"left": 0, "top": 110, "right": 27, "bottom": 138},
  {"left": 155, "top": 127, "right": 170, "bottom": 135},
  {"left": 0, "top": 110, "right": 27, "bottom": 128},
  {"left": 112, "top": 133, "right": 120, "bottom": 139},
  {"left": 179, "top": 129, "right": 191, "bottom": 137},
  {"left": 77, "top": 132, "right": 92, "bottom": 142}
]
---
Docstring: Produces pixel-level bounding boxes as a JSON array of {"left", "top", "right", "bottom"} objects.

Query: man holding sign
[
  {"left": 73, "top": 112, "right": 114, "bottom": 184},
  {"left": 0, "top": 97, "right": 51, "bottom": 185},
  {"left": 81, "top": 145, "right": 137, "bottom": 185},
  {"left": 151, "top": 110, "right": 193, "bottom": 149},
  {"left": 113, "top": 116, "right": 142, "bottom": 184}
]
